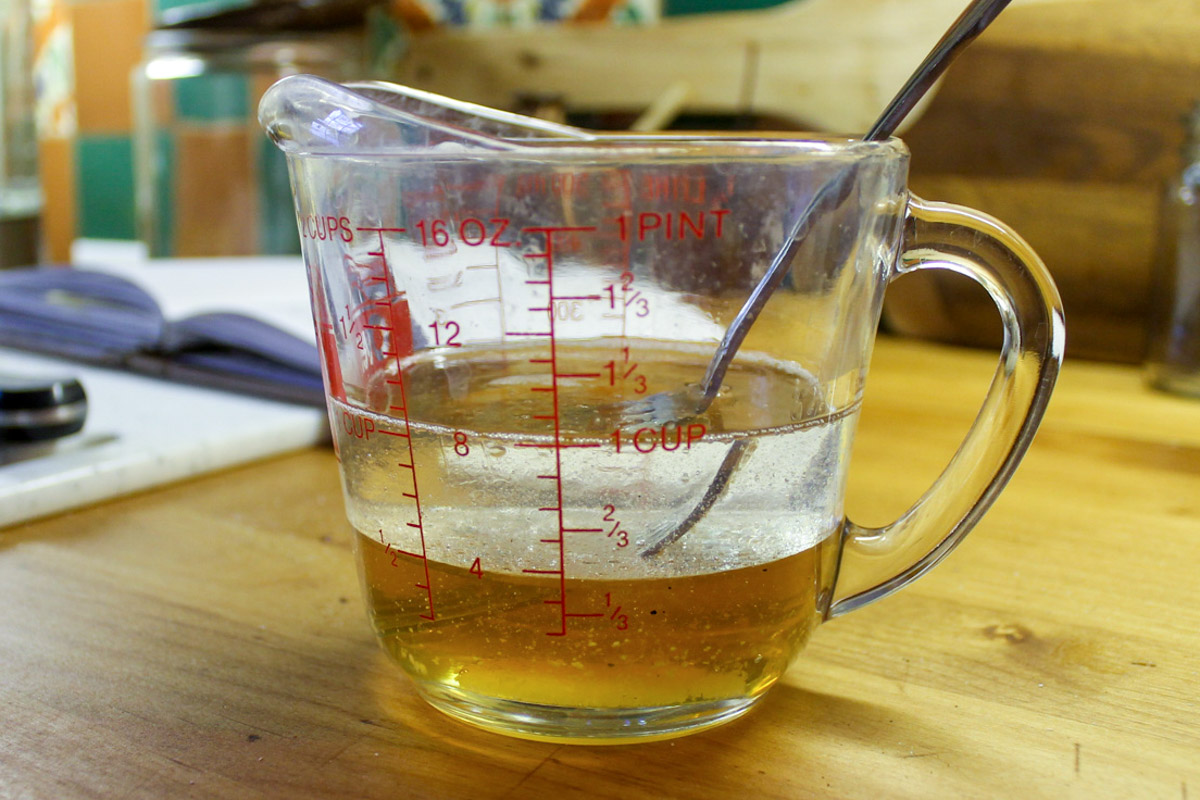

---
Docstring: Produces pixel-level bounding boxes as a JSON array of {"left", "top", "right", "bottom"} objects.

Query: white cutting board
[{"left": 0, "top": 347, "right": 328, "bottom": 528}]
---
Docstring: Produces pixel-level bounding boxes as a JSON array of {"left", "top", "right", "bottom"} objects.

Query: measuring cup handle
[{"left": 827, "top": 194, "right": 1065, "bottom": 619}]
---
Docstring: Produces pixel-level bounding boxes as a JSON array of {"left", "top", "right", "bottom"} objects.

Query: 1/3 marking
[{"left": 605, "top": 592, "right": 629, "bottom": 630}]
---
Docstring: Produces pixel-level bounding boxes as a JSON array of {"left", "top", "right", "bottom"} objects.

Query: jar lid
[
  {"left": 142, "top": 26, "right": 363, "bottom": 64},
  {"left": 157, "top": 0, "right": 375, "bottom": 33},
  {"left": 0, "top": 373, "right": 87, "bottom": 442}
]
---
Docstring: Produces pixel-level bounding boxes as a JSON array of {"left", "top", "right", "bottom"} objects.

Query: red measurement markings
[
  {"left": 377, "top": 529, "right": 425, "bottom": 562},
  {"left": 612, "top": 208, "right": 730, "bottom": 242},
  {"left": 601, "top": 275, "right": 649, "bottom": 321},
  {"left": 358, "top": 226, "right": 435, "bottom": 623},
  {"left": 601, "top": 504, "right": 630, "bottom": 549},
  {"left": 335, "top": 231, "right": 412, "bottom": 373},
  {"left": 317, "top": 320, "right": 346, "bottom": 406},
  {"left": 514, "top": 226, "right": 605, "bottom": 637},
  {"left": 340, "top": 295, "right": 379, "bottom": 323},
  {"left": 514, "top": 441, "right": 602, "bottom": 449},
  {"left": 604, "top": 354, "right": 645, "bottom": 394},
  {"left": 600, "top": 270, "right": 644, "bottom": 346},
  {"left": 611, "top": 423, "right": 707, "bottom": 454},
  {"left": 604, "top": 593, "right": 629, "bottom": 630},
  {"left": 299, "top": 214, "right": 354, "bottom": 243},
  {"left": 412, "top": 217, "right": 513, "bottom": 249}
]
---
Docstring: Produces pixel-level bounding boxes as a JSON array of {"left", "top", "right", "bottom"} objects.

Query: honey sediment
[{"left": 357, "top": 533, "right": 834, "bottom": 708}]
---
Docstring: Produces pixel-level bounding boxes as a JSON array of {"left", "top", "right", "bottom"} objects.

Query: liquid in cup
[
  {"left": 334, "top": 341, "right": 848, "bottom": 733},
  {"left": 260, "top": 75, "right": 1063, "bottom": 742}
]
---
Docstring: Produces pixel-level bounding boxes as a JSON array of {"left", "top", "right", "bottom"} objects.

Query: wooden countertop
[{"left": 3, "top": 336, "right": 1198, "bottom": 798}]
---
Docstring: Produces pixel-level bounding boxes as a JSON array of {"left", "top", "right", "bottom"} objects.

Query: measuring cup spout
[
  {"left": 258, "top": 74, "right": 508, "bottom": 155},
  {"left": 343, "top": 80, "right": 594, "bottom": 142},
  {"left": 258, "top": 75, "right": 591, "bottom": 157}
]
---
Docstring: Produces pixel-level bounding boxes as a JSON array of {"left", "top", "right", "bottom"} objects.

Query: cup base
[
  {"left": 413, "top": 681, "right": 761, "bottom": 744},
  {"left": 1147, "top": 364, "right": 1200, "bottom": 398}
]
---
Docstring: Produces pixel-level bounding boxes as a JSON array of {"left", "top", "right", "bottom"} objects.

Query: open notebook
[
  {"left": 0, "top": 244, "right": 324, "bottom": 406},
  {"left": 0, "top": 244, "right": 330, "bottom": 528}
]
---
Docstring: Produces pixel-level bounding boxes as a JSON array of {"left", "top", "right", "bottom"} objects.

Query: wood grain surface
[
  {"left": 392, "top": 0, "right": 978, "bottom": 135},
  {"left": 2, "top": 337, "right": 1198, "bottom": 799},
  {"left": 394, "top": 0, "right": 1200, "bottom": 364},
  {"left": 898, "top": 0, "right": 1200, "bottom": 364}
]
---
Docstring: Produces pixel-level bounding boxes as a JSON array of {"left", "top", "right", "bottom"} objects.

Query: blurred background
[{"left": 5, "top": 0, "right": 1200, "bottom": 365}]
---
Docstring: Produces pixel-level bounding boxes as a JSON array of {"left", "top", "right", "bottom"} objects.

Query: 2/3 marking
[{"left": 602, "top": 504, "right": 629, "bottom": 548}]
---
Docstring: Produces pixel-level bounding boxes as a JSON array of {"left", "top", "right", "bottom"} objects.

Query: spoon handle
[
  {"left": 696, "top": 0, "right": 1014, "bottom": 404},
  {"left": 865, "top": 0, "right": 1013, "bottom": 141}
]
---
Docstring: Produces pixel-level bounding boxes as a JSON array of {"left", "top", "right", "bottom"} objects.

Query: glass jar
[
  {"left": 0, "top": 0, "right": 41, "bottom": 268},
  {"left": 133, "top": 29, "right": 363, "bottom": 257},
  {"left": 1145, "top": 104, "right": 1200, "bottom": 397}
]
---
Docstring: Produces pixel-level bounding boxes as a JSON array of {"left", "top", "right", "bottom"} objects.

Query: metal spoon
[{"left": 639, "top": 0, "right": 1013, "bottom": 558}]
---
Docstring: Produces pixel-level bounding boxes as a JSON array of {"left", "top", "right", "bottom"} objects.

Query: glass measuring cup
[{"left": 260, "top": 76, "right": 1064, "bottom": 742}]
